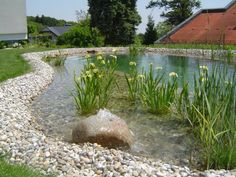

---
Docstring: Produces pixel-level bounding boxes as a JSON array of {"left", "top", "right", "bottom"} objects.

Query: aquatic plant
[
  {"left": 140, "top": 64, "right": 178, "bottom": 114},
  {"left": 125, "top": 61, "right": 140, "bottom": 101},
  {"left": 178, "top": 65, "right": 236, "bottom": 169},
  {"left": 74, "top": 53, "right": 117, "bottom": 114},
  {"left": 42, "top": 56, "right": 65, "bottom": 66}
]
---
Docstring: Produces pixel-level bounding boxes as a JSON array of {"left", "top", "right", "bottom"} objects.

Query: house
[
  {"left": 41, "top": 26, "right": 71, "bottom": 42},
  {"left": 0, "top": 0, "right": 27, "bottom": 41},
  {"left": 157, "top": 0, "right": 236, "bottom": 44}
]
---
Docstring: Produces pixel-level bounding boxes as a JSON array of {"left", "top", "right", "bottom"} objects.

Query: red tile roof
[{"left": 158, "top": 0, "right": 236, "bottom": 44}]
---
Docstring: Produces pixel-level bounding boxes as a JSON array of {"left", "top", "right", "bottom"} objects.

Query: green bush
[
  {"left": 57, "top": 25, "right": 104, "bottom": 47},
  {"left": 0, "top": 41, "right": 7, "bottom": 49}
]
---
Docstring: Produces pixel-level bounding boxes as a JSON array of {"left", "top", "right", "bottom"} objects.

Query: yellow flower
[
  {"left": 201, "top": 77, "right": 207, "bottom": 82},
  {"left": 110, "top": 55, "right": 117, "bottom": 59},
  {"left": 225, "top": 81, "right": 232, "bottom": 85},
  {"left": 89, "top": 63, "right": 96, "bottom": 68},
  {"left": 87, "top": 74, "right": 92, "bottom": 79},
  {"left": 199, "top": 65, "right": 208, "bottom": 71},
  {"left": 77, "top": 77, "right": 81, "bottom": 81},
  {"left": 137, "top": 74, "right": 145, "bottom": 79},
  {"left": 85, "top": 54, "right": 91, "bottom": 59},
  {"left": 86, "top": 70, "right": 91, "bottom": 75},
  {"left": 98, "top": 74, "right": 103, "bottom": 78},
  {"left": 128, "top": 78, "right": 134, "bottom": 82},
  {"left": 97, "top": 55, "right": 103, "bottom": 60},
  {"left": 101, "top": 60, "right": 106, "bottom": 65},
  {"left": 156, "top": 66, "right": 163, "bottom": 70},
  {"left": 169, "top": 72, "right": 178, "bottom": 78},
  {"left": 129, "top": 61, "right": 136, "bottom": 66},
  {"left": 93, "top": 69, "right": 99, "bottom": 74}
]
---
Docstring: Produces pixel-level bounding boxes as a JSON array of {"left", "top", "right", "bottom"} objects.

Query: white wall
[{"left": 0, "top": 0, "right": 27, "bottom": 41}]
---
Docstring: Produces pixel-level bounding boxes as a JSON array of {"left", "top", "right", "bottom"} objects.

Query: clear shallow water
[{"left": 32, "top": 54, "right": 235, "bottom": 166}]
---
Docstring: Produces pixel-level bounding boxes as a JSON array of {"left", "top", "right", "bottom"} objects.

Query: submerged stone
[{"left": 72, "top": 109, "right": 134, "bottom": 149}]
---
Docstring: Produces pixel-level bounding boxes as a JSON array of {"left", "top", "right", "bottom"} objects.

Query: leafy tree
[
  {"left": 143, "top": 16, "right": 157, "bottom": 45},
  {"left": 88, "top": 0, "right": 141, "bottom": 46},
  {"left": 57, "top": 19, "right": 104, "bottom": 47},
  {"left": 156, "top": 21, "right": 172, "bottom": 39},
  {"left": 147, "top": 0, "right": 201, "bottom": 26},
  {"left": 28, "top": 15, "right": 77, "bottom": 27},
  {"left": 27, "top": 21, "right": 44, "bottom": 35}
]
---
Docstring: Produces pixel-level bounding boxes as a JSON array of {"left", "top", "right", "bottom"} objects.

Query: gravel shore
[{"left": 0, "top": 48, "right": 235, "bottom": 177}]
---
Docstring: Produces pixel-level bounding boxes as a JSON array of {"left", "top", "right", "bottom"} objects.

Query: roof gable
[
  {"left": 42, "top": 26, "right": 71, "bottom": 36},
  {"left": 157, "top": 0, "right": 236, "bottom": 43}
]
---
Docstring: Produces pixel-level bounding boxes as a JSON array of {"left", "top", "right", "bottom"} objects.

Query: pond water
[{"left": 32, "top": 53, "right": 235, "bottom": 167}]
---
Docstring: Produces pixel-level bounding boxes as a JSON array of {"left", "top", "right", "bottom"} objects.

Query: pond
[{"left": 32, "top": 53, "right": 235, "bottom": 167}]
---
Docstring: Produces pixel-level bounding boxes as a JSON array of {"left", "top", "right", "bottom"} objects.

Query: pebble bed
[{"left": 0, "top": 47, "right": 236, "bottom": 177}]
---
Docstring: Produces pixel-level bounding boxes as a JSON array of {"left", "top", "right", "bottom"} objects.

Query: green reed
[
  {"left": 124, "top": 61, "right": 140, "bottom": 101},
  {"left": 42, "top": 56, "right": 65, "bottom": 66},
  {"left": 74, "top": 52, "right": 117, "bottom": 114},
  {"left": 140, "top": 64, "right": 178, "bottom": 114},
  {"left": 178, "top": 65, "right": 236, "bottom": 169}
]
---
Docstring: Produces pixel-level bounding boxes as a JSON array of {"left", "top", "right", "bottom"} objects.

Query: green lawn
[
  {"left": 0, "top": 47, "right": 55, "bottom": 83},
  {"left": 0, "top": 157, "right": 53, "bottom": 177}
]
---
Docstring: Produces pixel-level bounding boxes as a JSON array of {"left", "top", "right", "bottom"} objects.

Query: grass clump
[
  {"left": 140, "top": 64, "right": 178, "bottom": 114},
  {"left": 125, "top": 61, "right": 140, "bottom": 101},
  {"left": 125, "top": 61, "right": 179, "bottom": 114},
  {"left": 74, "top": 52, "right": 117, "bottom": 114},
  {"left": 42, "top": 56, "right": 65, "bottom": 66},
  {"left": 0, "top": 155, "right": 53, "bottom": 177},
  {"left": 178, "top": 65, "right": 236, "bottom": 169}
]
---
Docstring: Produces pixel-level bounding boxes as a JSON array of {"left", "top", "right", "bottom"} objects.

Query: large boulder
[{"left": 72, "top": 109, "right": 134, "bottom": 149}]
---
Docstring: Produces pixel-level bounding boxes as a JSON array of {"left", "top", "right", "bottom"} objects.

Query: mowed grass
[
  {"left": 0, "top": 157, "right": 53, "bottom": 177},
  {"left": 0, "top": 49, "right": 30, "bottom": 82},
  {"left": 0, "top": 47, "right": 54, "bottom": 82}
]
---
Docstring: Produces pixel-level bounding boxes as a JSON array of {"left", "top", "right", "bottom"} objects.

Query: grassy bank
[
  {"left": 0, "top": 156, "right": 53, "bottom": 177},
  {"left": 0, "top": 47, "right": 55, "bottom": 83}
]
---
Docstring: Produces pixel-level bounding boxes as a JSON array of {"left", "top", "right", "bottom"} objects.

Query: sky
[{"left": 26, "top": 0, "right": 232, "bottom": 33}]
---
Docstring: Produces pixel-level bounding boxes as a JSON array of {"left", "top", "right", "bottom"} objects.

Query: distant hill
[{"left": 27, "top": 15, "right": 77, "bottom": 35}]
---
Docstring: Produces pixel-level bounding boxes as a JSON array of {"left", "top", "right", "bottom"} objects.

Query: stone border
[
  {"left": 0, "top": 47, "right": 235, "bottom": 177},
  {"left": 146, "top": 48, "right": 236, "bottom": 62}
]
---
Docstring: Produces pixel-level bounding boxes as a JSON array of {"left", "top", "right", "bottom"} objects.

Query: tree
[
  {"left": 143, "top": 16, "right": 157, "bottom": 45},
  {"left": 147, "top": 0, "right": 201, "bottom": 26},
  {"left": 156, "top": 21, "right": 172, "bottom": 39},
  {"left": 88, "top": 0, "right": 141, "bottom": 46},
  {"left": 57, "top": 19, "right": 104, "bottom": 47}
]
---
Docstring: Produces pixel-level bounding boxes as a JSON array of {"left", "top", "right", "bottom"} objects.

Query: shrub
[
  {"left": 57, "top": 25, "right": 104, "bottom": 47},
  {"left": 0, "top": 41, "right": 7, "bottom": 49}
]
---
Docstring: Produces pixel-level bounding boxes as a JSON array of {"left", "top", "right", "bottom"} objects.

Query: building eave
[{"left": 156, "top": 0, "right": 236, "bottom": 43}]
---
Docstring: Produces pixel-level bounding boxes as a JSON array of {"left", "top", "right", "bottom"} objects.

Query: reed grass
[
  {"left": 74, "top": 52, "right": 117, "bottom": 114},
  {"left": 178, "top": 65, "right": 236, "bottom": 169},
  {"left": 140, "top": 64, "right": 178, "bottom": 114}
]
